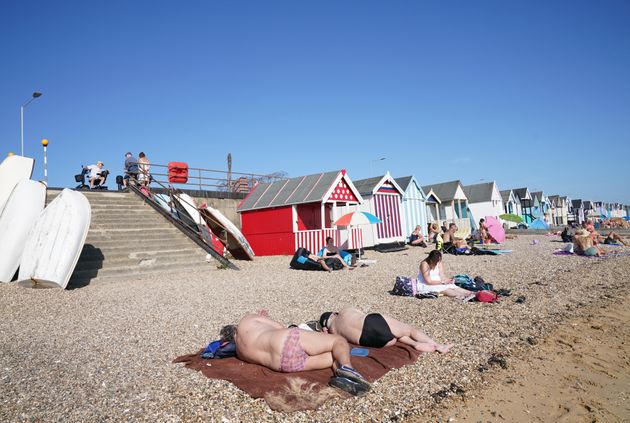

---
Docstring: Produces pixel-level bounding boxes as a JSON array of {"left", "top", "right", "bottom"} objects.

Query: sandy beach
[{"left": 1, "top": 234, "right": 629, "bottom": 422}]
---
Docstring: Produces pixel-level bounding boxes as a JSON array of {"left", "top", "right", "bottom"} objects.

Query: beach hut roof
[
  {"left": 500, "top": 189, "right": 515, "bottom": 203},
  {"left": 353, "top": 172, "right": 404, "bottom": 196},
  {"left": 571, "top": 199, "right": 584, "bottom": 209},
  {"left": 462, "top": 182, "right": 498, "bottom": 203},
  {"left": 422, "top": 180, "right": 466, "bottom": 202},
  {"left": 394, "top": 176, "right": 413, "bottom": 192},
  {"left": 512, "top": 188, "right": 531, "bottom": 201},
  {"left": 237, "top": 169, "right": 363, "bottom": 212}
]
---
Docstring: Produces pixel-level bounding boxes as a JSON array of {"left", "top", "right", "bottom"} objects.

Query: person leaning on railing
[{"left": 123, "top": 152, "right": 139, "bottom": 188}]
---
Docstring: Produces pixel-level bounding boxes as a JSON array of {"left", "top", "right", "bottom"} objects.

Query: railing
[
  {"left": 127, "top": 161, "right": 285, "bottom": 194},
  {"left": 295, "top": 228, "right": 363, "bottom": 253}
]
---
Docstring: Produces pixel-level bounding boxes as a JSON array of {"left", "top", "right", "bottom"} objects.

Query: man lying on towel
[
  {"left": 220, "top": 311, "right": 371, "bottom": 396},
  {"left": 319, "top": 307, "right": 453, "bottom": 353}
]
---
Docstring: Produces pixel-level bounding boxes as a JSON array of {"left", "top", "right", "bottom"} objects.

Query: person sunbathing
[
  {"left": 584, "top": 221, "right": 628, "bottom": 246},
  {"left": 573, "top": 229, "right": 604, "bottom": 257},
  {"left": 418, "top": 250, "right": 475, "bottom": 300},
  {"left": 318, "top": 307, "right": 453, "bottom": 353},
  {"left": 408, "top": 225, "right": 427, "bottom": 247},
  {"left": 442, "top": 223, "right": 469, "bottom": 250},
  {"left": 220, "top": 312, "right": 371, "bottom": 395},
  {"left": 306, "top": 253, "right": 333, "bottom": 272}
]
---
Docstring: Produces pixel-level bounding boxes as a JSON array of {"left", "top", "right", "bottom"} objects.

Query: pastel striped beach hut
[
  {"left": 237, "top": 169, "right": 364, "bottom": 256},
  {"left": 353, "top": 172, "right": 406, "bottom": 247},
  {"left": 395, "top": 175, "right": 429, "bottom": 239}
]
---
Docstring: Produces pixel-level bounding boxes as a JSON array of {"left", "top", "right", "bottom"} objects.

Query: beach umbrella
[
  {"left": 334, "top": 211, "right": 381, "bottom": 226},
  {"left": 484, "top": 216, "right": 506, "bottom": 243},
  {"left": 499, "top": 213, "right": 523, "bottom": 223},
  {"left": 334, "top": 211, "right": 381, "bottom": 260}
]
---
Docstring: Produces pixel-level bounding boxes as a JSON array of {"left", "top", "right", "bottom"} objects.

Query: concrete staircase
[{"left": 46, "top": 189, "right": 217, "bottom": 287}]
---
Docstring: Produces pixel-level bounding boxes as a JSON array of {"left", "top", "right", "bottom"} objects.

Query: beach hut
[
  {"left": 423, "top": 187, "right": 442, "bottom": 224},
  {"left": 237, "top": 169, "right": 364, "bottom": 256},
  {"left": 395, "top": 175, "right": 429, "bottom": 240},
  {"left": 422, "top": 180, "right": 469, "bottom": 230},
  {"left": 570, "top": 199, "right": 585, "bottom": 224},
  {"left": 548, "top": 195, "right": 568, "bottom": 226},
  {"left": 500, "top": 189, "right": 519, "bottom": 216},
  {"left": 353, "top": 172, "right": 406, "bottom": 247},
  {"left": 512, "top": 188, "right": 534, "bottom": 224},
  {"left": 531, "top": 191, "right": 552, "bottom": 225},
  {"left": 461, "top": 181, "right": 504, "bottom": 224}
]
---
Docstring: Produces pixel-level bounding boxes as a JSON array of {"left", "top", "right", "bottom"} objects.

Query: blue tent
[{"left": 528, "top": 218, "right": 549, "bottom": 230}]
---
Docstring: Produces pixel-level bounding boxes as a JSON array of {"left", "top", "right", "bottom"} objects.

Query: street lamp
[
  {"left": 21, "top": 92, "right": 43, "bottom": 156},
  {"left": 370, "top": 157, "right": 386, "bottom": 176}
]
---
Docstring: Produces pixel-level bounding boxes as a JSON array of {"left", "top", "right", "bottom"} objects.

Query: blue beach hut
[{"left": 395, "top": 175, "right": 429, "bottom": 240}]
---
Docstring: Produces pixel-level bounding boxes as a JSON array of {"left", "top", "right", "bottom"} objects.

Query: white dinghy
[
  {"left": 0, "top": 155, "right": 35, "bottom": 212},
  {"left": 0, "top": 180, "right": 46, "bottom": 282},
  {"left": 18, "top": 189, "right": 91, "bottom": 289}
]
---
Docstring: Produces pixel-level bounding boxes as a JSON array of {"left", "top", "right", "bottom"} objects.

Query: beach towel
[{"left": 174, "top": 343, "right": 421, "bottom": 412}]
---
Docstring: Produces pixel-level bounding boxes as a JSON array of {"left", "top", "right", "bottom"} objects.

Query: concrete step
[
  {"left": 74, "top": 251, "right": 208, "bottom": 272},
  {"left": 83, "top": 239, "right": 199, "bottom": 251},
  {"left": 69, "top": 258, "right": 217, "bottom": 285},
  {"left": 88, "top": 221, "right": 178, "bottom": 230},
  {"left": 79, "top": 247, "right": 202, "bottom": 261}
]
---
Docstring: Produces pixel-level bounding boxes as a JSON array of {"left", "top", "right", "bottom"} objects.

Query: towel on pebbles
[{"left": 174, "top": 343, "right": 420, "bottom": 412}]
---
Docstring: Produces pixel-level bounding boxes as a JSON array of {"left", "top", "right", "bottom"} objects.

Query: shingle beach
[{"left": 1, "top": 234, "right": 629, "bottom": 422}]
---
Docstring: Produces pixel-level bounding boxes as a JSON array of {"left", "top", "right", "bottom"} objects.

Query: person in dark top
[
  {"left": 123, "top": 152, "right": 139, "bottom": 188},
  {"left": 319, "top": 307, "right": 453, "bottom": 353}
]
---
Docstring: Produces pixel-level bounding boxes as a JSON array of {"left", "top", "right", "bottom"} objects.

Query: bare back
[
  {"left": 234, "top": 314, "right": 288, "bottom": 371},
  {"left": 328, "top": 307, "right": 366, "bottom": 344}
]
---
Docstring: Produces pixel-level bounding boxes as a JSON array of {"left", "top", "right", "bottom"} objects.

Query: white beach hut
[
  {"left": 395, "top": 175, "right": 429, "bottom": 239},
  {"left": 461, "top": 181, "right": 504, "bottom": 223}
]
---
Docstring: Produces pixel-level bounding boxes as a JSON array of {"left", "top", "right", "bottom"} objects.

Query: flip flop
[{"left": 329, "top": 376, "right": 370, "bottom": 396}]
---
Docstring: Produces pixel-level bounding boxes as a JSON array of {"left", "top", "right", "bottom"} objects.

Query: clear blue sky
[{"left": 1, "top": 1, "right": 629, "bottom": 203}]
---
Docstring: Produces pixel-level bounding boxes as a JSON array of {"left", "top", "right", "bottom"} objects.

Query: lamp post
[
  {"left": 370, "top": 157, "right": 386, "bottom": 176},
  {"left": 41, "top": 139, "right": 49, "bottom": 186},
  {"left": 20, "top": 92, "right": 43, "bottom": 156}
]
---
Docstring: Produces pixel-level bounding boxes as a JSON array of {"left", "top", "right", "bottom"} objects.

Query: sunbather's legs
[
  {"left": 381, "top": 315, "right": 453, "bottom": 353},
  {"left": 297, "top": 330, "right": 350, "bottom": 371}
]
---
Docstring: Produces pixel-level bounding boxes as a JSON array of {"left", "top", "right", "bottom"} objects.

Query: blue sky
[{"left": 1, "top": 1, "right": 629, "bottom": 203}]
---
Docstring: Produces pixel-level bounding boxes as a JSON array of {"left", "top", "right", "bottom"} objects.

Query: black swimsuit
[{"left": 359, "top": 314, "right": 395, "bottom": 348}]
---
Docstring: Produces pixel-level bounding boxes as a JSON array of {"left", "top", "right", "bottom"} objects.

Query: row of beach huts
[{"left": 233, "top": 169, "right": 630, "bottom": 256}]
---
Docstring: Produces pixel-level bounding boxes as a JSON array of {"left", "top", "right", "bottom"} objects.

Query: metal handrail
[
  {"left": 126, "top": 161, "right": 285, "bottom": 192},
  {"left": 128, "top": 176, "right": 239, "bottom": 270}
]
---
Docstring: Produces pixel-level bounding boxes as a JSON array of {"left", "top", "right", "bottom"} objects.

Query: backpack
[
  {"left": 391, "top": 276, "right": 417, "bottom": 297},
  {"left": 324, "top": 257, "right": 344, "bottom": 271},
  {"left": 475, "top": 290, "right": 499, "bottom": 303},
  {"left": 453, "top": 274, "right": 493, "bottom": 291}
]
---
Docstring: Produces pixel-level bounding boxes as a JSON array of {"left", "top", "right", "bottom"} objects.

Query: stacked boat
[{"left": 0, "top": 155, "right": 91, "bottom": 289}]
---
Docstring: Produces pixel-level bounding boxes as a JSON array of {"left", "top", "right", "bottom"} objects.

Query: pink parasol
[{"left": 484, "top": 216, "right": 506, "bottom": 243}]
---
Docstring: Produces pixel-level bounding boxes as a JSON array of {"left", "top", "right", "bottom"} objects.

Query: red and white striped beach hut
[
  {"left": 352, "top": 172, "right": 406, "bottom": 247},
  {"left": 237, "top": 170, "right": 364, "bottom": 256}
]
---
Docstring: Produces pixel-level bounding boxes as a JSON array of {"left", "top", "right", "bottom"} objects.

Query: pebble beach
[{"left": 1, "top": 234, "right": 629, "bottom": 422}]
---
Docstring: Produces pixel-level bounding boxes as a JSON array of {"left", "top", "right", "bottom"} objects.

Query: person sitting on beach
[
  {"left": 220, "top": 311, "right": 371, "bottom": 396},
  {"left": 583, "top": 221, "right": 628, "bottom": 246},
  {"left": 418, "top": 250, "right": 475, "bottom": 300},
  {"left": 441, "top": 221, "right": 449, "bottom": 233},
  {"left": 478, "top": 219, "right": 495, "bottom": 244},
  {"left": 318, "top": 237, "right": 352, "bottom": 269},
  {"left": 428, "top": 223, "right": 441, "bottom": 244},
  {"left": 442, "top": 223, "right": 469, "bottom": 251},
  {"left": 318, "top": 307, "right": 453, "bottom": 353},
  {"left": 573, "top": 229, "right": 604, "bottom": 257},
  {"left": 561, "top": 225, "right": 575, "bottom": 243},
  {"left": 306, "top": 253, "right": 333, "bottom": 272},
  {"left": 408, "top": 225, "right": 427, "bottom": 247},
  {"left": 86, "top": 161, "right": 108, "bottom": 189}
]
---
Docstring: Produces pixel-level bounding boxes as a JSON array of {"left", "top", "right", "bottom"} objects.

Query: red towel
[{"left": 174, "top": 343, "right": 421, "bottom": 411}]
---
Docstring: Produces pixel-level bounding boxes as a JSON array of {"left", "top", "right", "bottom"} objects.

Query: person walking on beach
[
  {"left": 220, "top": 311, "right": 371, "bottom": 396},
  {"left": 318, "top": 307, "right": 453, "bottom": 353},
  {"left": 138, "top": 152, "right": 151, "bottom": 186}
]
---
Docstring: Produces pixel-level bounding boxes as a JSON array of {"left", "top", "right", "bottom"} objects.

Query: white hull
[
  {"left": 0, "top": 155, "right": 35, "bottom": 213},
  {"left": 0, "top": 180, "right": 46, "bottom": 282},
  {"left": 18, "top": 189, "right": 91, "bottom": 289},
  {"left": 200, "top": 205, "right": 254, "bottom": 260}
]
